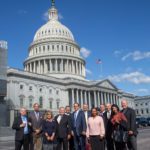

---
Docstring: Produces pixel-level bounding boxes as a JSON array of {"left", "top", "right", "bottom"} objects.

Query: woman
[
  {"left": 111, "top": 104, "right": 128, "bottom": 150},
  {"left": 42, "top": 111, "right": 56, "bottom": 150},
  {"left": 86, "top": 107, "right": 105, "bottom": 150}
]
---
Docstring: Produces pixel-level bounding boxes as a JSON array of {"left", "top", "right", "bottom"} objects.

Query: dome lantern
[{"left": 48, "top": 0, "right": 58, "bottom": 21}]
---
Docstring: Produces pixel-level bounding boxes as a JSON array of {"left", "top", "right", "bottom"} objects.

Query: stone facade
[{"left": 134, "top": 96, "right": 150, "bottom": 117}]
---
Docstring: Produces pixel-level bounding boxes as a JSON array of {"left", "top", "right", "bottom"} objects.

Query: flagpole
[{"left": 100, "top": 62, "right": 103, "bottom": 78}]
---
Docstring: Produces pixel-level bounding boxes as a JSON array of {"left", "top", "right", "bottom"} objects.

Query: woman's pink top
[{"left": 86, "top": 116, "right": 105, "bottom": 138}]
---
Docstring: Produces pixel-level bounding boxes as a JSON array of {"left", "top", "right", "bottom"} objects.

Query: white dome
[{"left": 33, "top": 20, "right": 74, "bottom": 42}]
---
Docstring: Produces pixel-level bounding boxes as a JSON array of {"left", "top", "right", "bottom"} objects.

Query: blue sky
[{"left": 1, "top": 0, "right": 150, "bottom": 96}]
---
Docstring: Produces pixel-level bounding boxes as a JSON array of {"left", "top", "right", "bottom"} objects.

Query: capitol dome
[
  {"left": 33, "top": 18, "right": 74, "bottom": 42},
  {"left": 24, "top": 2, "right": 86, "bottom": 80}
]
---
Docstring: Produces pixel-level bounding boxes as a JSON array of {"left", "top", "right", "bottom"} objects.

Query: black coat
[
  {"left": 103, "top": 111, "right": 113, "bottom": 138},
  {"left": 54, "top": 114, "right": 71, "bottom": 138},
  {"left": 121, "top": 107, "right": 137, "bottom": 136},
  {"left": 12, "top": 115, "right": 31, "bottom": 141}
]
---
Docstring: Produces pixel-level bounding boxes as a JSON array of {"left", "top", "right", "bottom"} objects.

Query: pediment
[{"left": 96, "top": 80, "right": 117, "bottom": 90}]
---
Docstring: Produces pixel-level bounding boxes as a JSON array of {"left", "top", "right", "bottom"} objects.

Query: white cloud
[
  {"left": 136, "top": 89, "right": 149, "bottom": 93},
  {"left": 122, "top": 51, "right": 150, "bottom": 61},
  {"left": 80, "top": 47, "right": 91, "bottom": 58},
  {"left": 114, "top": 50, "right": 122, "bottom": 57},
  {"left": 108, "top": 71, "right": 150, "bottom": 84},
  {"left": 86, "top": 69, "right": 92, "bottom": 75},
  {"left": 42, "top": 11, "right": 64, "bottom": 21}
]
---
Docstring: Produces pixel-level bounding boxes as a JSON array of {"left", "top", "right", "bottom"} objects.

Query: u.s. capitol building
[{"left": 6, "top": 2, "right": 135, "bottom": 115}]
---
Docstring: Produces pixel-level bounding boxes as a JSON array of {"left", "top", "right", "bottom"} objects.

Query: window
[
  {"left": 52, "top": 45, "right": 54, "bottom": 51},
  {"left": 20, "top": 98, "right": 24, "bottom": 107},
  {"left": 20, "top": 85, "right": 23, "bottom": 90},
  {"left": 145, "top": 103, "right": 148, "bottom": 105},
  {"left": 48, "top": 45, "right": 50, "bottom": 50},
  {"left": 39, "top": 88, "right": 42, "bottom": 92},
  {"left": 135, "top": 104, "right": 138, "bottom": 106},
  {"left": 39, "top": 97, "right": 43, "bottom": 108},
  {"left": 146, "top": 109, "right": 149, "bottom": 114},
  {"left": 141, "top": 110, "right": 143, "bottom": 114},
  {"left": 49, "top": 89, "right": 52, "bottom": 94},
  {"left": 29, "top": 86, "right": 32, "bottom": 91},
  {"left": 49, "top": 101, "right": 52, "bottom": 109},
  {"left": 29, "top": 98, "right": 33, "bottom": 108},
  {"left": 56, "top": 101, "right": 59, "bottom": 109},
  {"left": 43, "top": 46, "right": 45, "bottom": 51},
  {"left": 141, "top": 103, "right": 143, "bottom": 106},
  {"left": 56, "top": 90, "right": 59, "bottom": 95}
]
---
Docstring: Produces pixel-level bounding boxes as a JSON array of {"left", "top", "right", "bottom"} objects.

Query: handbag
[{"left": 113, "top": 125, "right": 128, "bottom": 143}]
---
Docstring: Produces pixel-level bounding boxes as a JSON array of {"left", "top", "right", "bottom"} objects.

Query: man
[
  {"left": 12, "top": 107, "right": 31, "bottom": 150},
  {"left": 121, "top": 100, "right": 137, "bottom": 150},
  {"left": 65, "top": 106, "right": 75, "bottom": 150},
  {"left": 82, "top": 104, "right": 91, "bottom": 125},
  {"left": 55, "top": 107, "right": 71, "bottom": 150},
  {"left": 71, "top": 103, "right": 87, "bottom": 150},
  {"left": 65, "top": 105, "right": 71, "bottom": 116},
  {"left": 29, "top": 103, "right": 43, "bottom": 150},
  {"left": 99, "top": 104, "right": 106, "bottom": 116},
  {"left": 103, "top": 103, "right": 114, "bottom": 150}
]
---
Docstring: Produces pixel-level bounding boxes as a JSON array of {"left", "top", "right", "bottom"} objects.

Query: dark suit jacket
[
  {"left": 12, "top": 115, "right": 31, "bottom": 141},
  {"left": 54, "top": 114, "right": 71, "bottom": 138},
  {"left": 28, "top": 111, "right": 43, "bottom": 132},
  {"left": 71, "top": 109, "right": 87, "bottom": 136},
  {"left": 103, "top": 111, "right": 113, "bottom": 138},
  {"left": 121, "top": 107, "right": 137, "bottom": 136}
]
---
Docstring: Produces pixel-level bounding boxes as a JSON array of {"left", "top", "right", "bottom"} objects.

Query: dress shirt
[
  {"left": 107, "top": 111, "right": 111, "bottom": 119},
  {"left": 86, "top": 116, "right": 105, "bottom": 138},
  {"left": 21, "top": 115, "right": 28, "bottom": 134}
]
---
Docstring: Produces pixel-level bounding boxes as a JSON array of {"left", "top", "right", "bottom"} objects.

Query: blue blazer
[{"left": 71, "top": 109, "right": 87, "bottom": 136}]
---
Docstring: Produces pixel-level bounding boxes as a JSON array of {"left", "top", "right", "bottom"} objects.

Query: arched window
[
  {"left": 29, "top": 96, "right": 33, "bottom": 108},
  {"left": 39, "top": 96, "right": 43, "bottom": 108},
  {"left": 19, "top": 95, "right": 25, "bottom": 107}
]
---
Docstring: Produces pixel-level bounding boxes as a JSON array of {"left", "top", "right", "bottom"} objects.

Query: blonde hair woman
[{"left": 42, "top": 111, "right": 56, "bottom": 150}]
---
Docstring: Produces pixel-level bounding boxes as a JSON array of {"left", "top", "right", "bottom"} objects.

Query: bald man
[
  {"left": 121, "top": 100, "right": 137, "bottom": 150},
  {"left": 12, "top": 107, "right": 31, "bottom": 150},
  {"left": 103, "top": 103, "right": 114, "bottom": 150}
]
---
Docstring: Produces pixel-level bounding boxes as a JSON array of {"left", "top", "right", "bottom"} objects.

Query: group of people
[{"left": 12, "top": 99, "right": 137, "bottom": 150}]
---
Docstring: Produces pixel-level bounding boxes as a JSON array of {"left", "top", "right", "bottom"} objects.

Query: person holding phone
[{"left": 12, "top": 107, "right": 32, "bottom": 150}]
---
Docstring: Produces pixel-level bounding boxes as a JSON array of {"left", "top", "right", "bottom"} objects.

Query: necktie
[{"left": 35, "top": 112, "right": 39, "bottom": 121}]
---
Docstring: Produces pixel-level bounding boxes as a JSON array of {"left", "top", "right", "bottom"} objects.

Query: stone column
[
  {"left": 80, "top": 90, "right": 83, "bottom": 106},
  {"left": 76, "top": 89, "right": 79, "bottom": 103},
  {"left": 94, "top": 91, "right": 97, "bottom": 107},
  {"left": 88, "top": 91, "right": 91, "bottom": 109},
  {"left": 44, "top": 59, "right": 47, "bottom": 73},
  {"left": 61, "top": 59, "right": 63, "bottom": 72},
  {"left": 71, "top": 60, "right": 74, "bottom": 74},
  {"left": 84, "top": 91, "right": 87, "bottom": 104},
  {"left": 71, "top": 89, "right": 74, "bottom": 105},
  {"left": 55, "top": 59, "right": 58, "bottom": 72},
  {"left": 100, "top": 91, "right": 103, "bottom": 104},
  {"left": 30, "top": 63, "right": 32, "bottom": 72},
  {"left": 49, "top": 59, "right": 52, "bottom": 72},
  {"left": 97, "top": 91, "right": 100, "bottom": 107},
  {"left": 76, "top": 61, "right": 78, "bottom": 75},
  {"left": 33, "top": 61, "right": 36, "bottom": 73},
  {"left": 104, "top": 92, "right": 107, "bottom": 105}
]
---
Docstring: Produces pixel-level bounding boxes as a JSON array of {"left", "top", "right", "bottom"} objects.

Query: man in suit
[
  {"left": 121, "top": 100, "right": 137, "bottom": 150},
  {"left": 71, "top": 103, "right": 87, "bottom": 150},
  {"left": 99, "top": 104, "right": 106, "bottom": 116},
  {"left": 12, "top": 107, "right": 31, "bottom": 150},
  {"left": 65, "top": 106, "right": 75, "bottom": 150},
  {"left": 29, "top": 103, "right": 43, "bottom": 150},
  {"left": 82, "top": 104, "right": 91, "bottom": 125},
  {"left": 103, "top": 103, "right": 114, "bottom": 150},
  {"left": 55, "top": 107, "right": 71, "bottom": 150}
]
